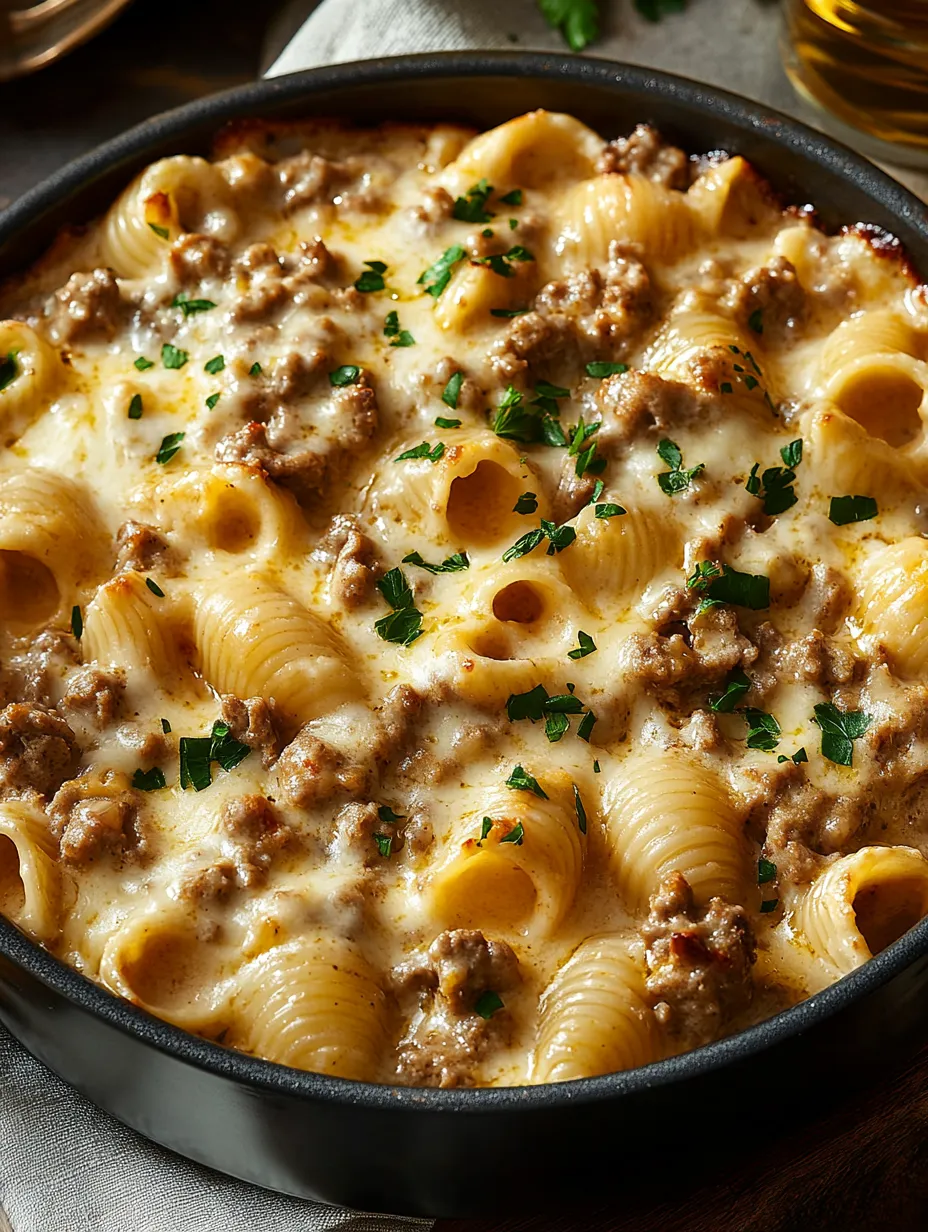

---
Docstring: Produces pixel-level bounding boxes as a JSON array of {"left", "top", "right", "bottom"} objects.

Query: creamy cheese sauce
[{"left": 2, "top": 113, "right": 928, "bottom": 1087}]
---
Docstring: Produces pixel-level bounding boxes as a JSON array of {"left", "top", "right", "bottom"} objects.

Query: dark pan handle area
[{"left": 2, "top": 52, "right": 928, "bottom": 1216}]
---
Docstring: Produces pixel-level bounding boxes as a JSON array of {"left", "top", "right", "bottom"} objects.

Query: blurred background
[{"left": 1, "top": 1, "right": 927, "bottom": 210}]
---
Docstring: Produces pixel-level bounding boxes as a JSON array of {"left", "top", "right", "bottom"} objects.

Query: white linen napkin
[{"left": 3, "top": 2, "right": 925, "bottom": 1229}]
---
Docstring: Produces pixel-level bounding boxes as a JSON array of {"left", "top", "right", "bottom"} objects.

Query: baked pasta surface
[{"left": 2, "top": 111, "right": 928, "bottom": 1087}]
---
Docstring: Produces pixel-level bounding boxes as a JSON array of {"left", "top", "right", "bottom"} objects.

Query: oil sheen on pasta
[{"left": 2, "top": 112, "right": 928, "bottom": 1088}]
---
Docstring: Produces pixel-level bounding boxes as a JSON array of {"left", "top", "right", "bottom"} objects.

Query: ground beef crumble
[
  {"left": 642, "top": 872, "right": 755, "bottom": 1047},
  {"left": 219, "top": 695, "right": 281, "bottom": 768},
  {"left": 0, "top": 703, "right": 80, "bottom": 798},
  {"left": 597, "top": 125, "right": 692, "bottom": 188},
  {"left": 43, "top": 268, "right": 130, "bottom": 344},
  {"left": 392, "top": 930, "right": 520, "bottom": 1087},
  {"left": 313, "top": 514, "right": 380, "bottom": 608}
]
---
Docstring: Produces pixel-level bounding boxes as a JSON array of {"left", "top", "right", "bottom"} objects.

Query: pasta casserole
[{"left": 1, "top": 110, "right": 928, "bottom": 1087}]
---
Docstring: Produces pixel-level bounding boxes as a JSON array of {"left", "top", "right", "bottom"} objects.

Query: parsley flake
[
  {"left": 812, "top": 702, "right": 871, "bottom": 767},
  {"left": 568, "top": 631, "right": 597, "bottom": 660},
  {"left": 418, "top": 245, "right": 466, "bottom": 297},
  {"left": 435, "top": 416, "right": 461, "bottom": 429},
  {"left": 474, "top": 990, "right": 504, "bottom": 1018},
  {"left": 474, "top": 246, "right": 535, "bottom": 278},
  {"left": 127, "top": 393, "right": 143, "bottom": 420},
  {"left": 478, "top": 816, "right": 494, "bottom": 844},
  {"left": 490, "top": 307, "right": 529, "bottom": 318},
  {"left": 204, "top": 354, "right": 225, "bottom": 375},
  {"left": 781, "top": 439, "right": 803, "bottom": 469},
  {"left": 172, "top": 292, "right": 216, "bottom": 317},
  {"left": 383, "top": 310, "right": 415, "bottom": 347},
  {"left": 329, "top": 365, "right": 361, "bottom": 387},
  {"left": 205, "top": 392, "right": 221, "bottom": 411},
  {"left": 829, "top": 495, "right": 878, "bottom": 526},
  {"left": 70, "top": 605, "right": 82, "bottom": 639},
  {"left": 743, "top": 708, "right": 781, "bottom": 752},
  {"left": 378, "top": 805, "right": 404, "bottom": 825},
  {"left": 442, "top": 371, "right": 464, "bottom": 409},
  {"left": 355, "top": 260, "right": 387, "bottom": 292},
  {"left": 145, "top": 578, "right": 165, "bottom": 598},
  {"left": 395, "top": 441, "right": 444, "bottom": 463},
  {"left": 499, "top": 821, "right": 524, "bottom": 846},
  {"left": 453, "top": 179, "right": 494, "bottom": 224},
  {"left": 595, "top": 502, "right": 626, "bottom": 519},
  {"left": 161, "top": 343, "right": 188, "bottom": 370},
  {"left": 155, "top": 432, "right": 185, "bottom": 464},
  {"left": 585, "top": 361, "right": 629, "bottom": 378},
  {"left": 760, "top": 898, "right": 779, "bottom": 914},
  {"left": 758, "top": 858, "right": 776, "bottom": 884},
  {"left": 573, "top": 783, "right": 588, "bottom": 834},
  {"left": 373, "top": 833, "right": 393, "bottom": 858},
  {"left": 148, "top": 222, "right": 170, "bottom": 239},
  {"left": 538, "top": 0, "right": 600, "bottom": 49},
  {"left": 513, "top": 492, "right": 538, "bottom": 515},
  {"left": 402, "top": 550, "right": 469, "bottom": 574},
  {"left": 657, "top": 438, "right": 704, "bottom": 495},
  {"left": 375, "top": 567, "right": 423, "bottom": 647},
  {"left": 748, "top": 308, "right": 764, "bottom": 334},
  {"left": 249, "top": 362, "right": 262, "bottom": 377},
  {"left": 500, "top": 189, "right": 523, "bottom": 206},
  {"left": 161, "top": 718, "right": 172, "bottom": 734},
  {"left": 710, "top": 668, "right": 751, "bottom": 713},
  {"left": 134, "top": 356, "right": 154, "bottom": 371},
  {"left": 133, "top": 767, "right": 166, "bottom": 792},
  {"left": 506, "top": 765, "right": 548, "bottom": 798}
]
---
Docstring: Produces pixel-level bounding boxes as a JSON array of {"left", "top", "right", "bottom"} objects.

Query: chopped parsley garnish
[
  {"left": 354, "top": 260, "right": 387, "bottom": 292},
  {"left": 418, "top": 244, "right": 466, "bottom": 297},
  {"left": 506, "top": 765, "right": 548, "bottom": 798},
  {"left": 205, "top": 392, "right": 221, "bottom": 411},
  {"left": 502, "top": 519, "right": 576, "bottom": 561},
  {"left": 474, "top": 245, "right": 535, "bottom": 278},
  {"left": 161, "top": 343, "right": 188, "bottom": 370},
  {"left": 758, "top": 858, "right": 776, "bottom": 884},
  {"left": 499, "top": 821, "right": 524, "bottom": 846},
  {"left": 132, "top": 767, "right": 166, "bottom": 792},
  {"left": 204, "top": 354, "right": 225, "bottom": 375},
  {"left": 585, "top": 360, "right": 629, "bottom": 378},
  {"left": 573, "top": 783, "right": 588, "bottom": 834},
  {"left": 538, "top": 0, "right": 600, "bottom": 50},
  {"left": 134, "top": 356, "right": 154, "bottom": 371},
  {"left": 657, "top": 438, "right": 704, "bottom": 495},
  {"left": 748, "top": 308, "right": 764, "bottom": 335},
  {"left": 492, "top": 386, "right": 536, "bottom": 442},
  {"left": 127, "top": 393, "right": 143, "bottom": 420},
  {"left": 743, "top": 708, "right": 781, "bottom": 752},
  {"left": 172, "top": 291, "right": 216, "bottom": 317},
  {"left": 383, "top": 310, "right": 415, "bottom": 347},
  {"left": 746, "top": 457, "right": 799, "bottom": 516},
  {"left": 474, "top": 990, "right": 504, "bottom": 1019},
  {"left": 395, "top": 441, "right": 444, "bottom": 463},
  {"left": 780, "top": 438, "right": 803, "bottom": 469},
  {"left": 506, "top": 684, "right": 549, "bottom": 721},
  {"left": 812, "top": 702, "right": 871, "bottom": 767},
  {"left": 482, "top": 228, "right": 494, "bottom": 239},
  {"left": 402, "top": 550, "right": 469, "bottom": 574},
  {"left": 513, "top": 492, "right": 538, "bottom": 515},
  {"left": 568, "top": 631, "right": 597, "bottom": 660},
  {"left": 329, "top": 365, "right": 360, "bottom": 387},
  {"left": 499, "top": 188, "right": 523, "bottom": 206},
  {"left": 506, "top": 683, "right": 594, "bottom": 743},
  {"left": 435, "top": 416, "right": 461, "bottom": 429},
  {"left": 490, "top": 307, "right": 529, "bottom": 318},
  {"left": 509, "top": 219, "right": 518, "bottom": 230},
  {"left": 593, "top": 760, "right": 601, "bottom": 773},
  {"left": 378, "top": 804, "right": 404, "bottom": 825},
  {"left": 155, "top": 432, "right": 185, "bottom": 464},
  {"left": 148, "top": 222, "right": 170, "bottom": 239},
  {"left": 829, "top": 495, "right": 878, "bottom": 526},
  {"left": 442, "top": 371, "right": 463, "bottom": 409},
  {"left": 179, "top": 720, "right": 251, "bottom": 791},
  {"left": 249, "top": 361, "right": 262, "bottom": 377},
  {"left": 710, "top": 668, "right": 751, "bottom": 713},
  {"left": 691, "top": 563, "right": 770, "bottom": 614},
  {"left": 161, "top": 718, "right": 172, "bottom": 734},
  {"left": 595, "top": 502, "right": 626, "bottom": 519},
  {"left": 145, "top": 578, "right": 165, "bottom": 598},
  {"left": 70, "top": 605, "right": 82, "bottom": 640},
  {"left": 760, "top": 898, "right": 779, "bottom": 914},
  {"left": 453, "top": 179, "right": 494, "bottom": 223},
  {"left": 375, "top": 567, "right": 423, "bottom": 647},
  {"left": 478, "top": 816, "right": 494, "bottom": 844},
  {"left": 568, "top": 417, "right": 603, "bottom": 478},
  {"left": 373, "top": 833, "right": 393, "bottom": 858}
]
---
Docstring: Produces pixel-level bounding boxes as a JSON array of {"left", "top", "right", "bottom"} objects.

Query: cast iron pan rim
[{"left": 2, "top": 50, "right": 927, "bottom": 1113}]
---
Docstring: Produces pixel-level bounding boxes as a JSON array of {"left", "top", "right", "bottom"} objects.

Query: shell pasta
[{"left": 0, "top": 111, "right": 927, "bottom": 1089}]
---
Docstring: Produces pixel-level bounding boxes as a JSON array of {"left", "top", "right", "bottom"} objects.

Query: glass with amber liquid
[{"left": 783, "top": 1, "right": 928, "bottom": 167}]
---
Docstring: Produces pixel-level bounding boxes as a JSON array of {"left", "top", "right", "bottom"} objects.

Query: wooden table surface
[
  {"left": 4, "top": 4, "right": 928, "bottom": 1228},
  {"left": 437, "top": 1039, "right": 928, "bottom": 1231}
]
